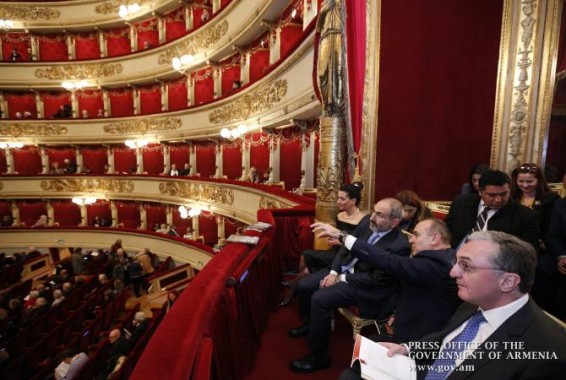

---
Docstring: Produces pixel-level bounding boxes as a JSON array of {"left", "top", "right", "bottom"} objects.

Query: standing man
[
  {"left": 445, "top": 169, "right": 540, "bottom": 250},
  {"left": 289, "top": 198, "right": 410, "bottom": 373},
  {"left": 381, "top": 231, "right": 566, "bottom": 379}
]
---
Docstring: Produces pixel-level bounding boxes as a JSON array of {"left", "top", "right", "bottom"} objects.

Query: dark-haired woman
[
  {"left": 461, "top": 164, "right": 490, "bottom": 195},
  {"left": 280, "top": 182, "right": 368, "bottom": 306},
  {"left": 394, "top": 190, "right": 432, "bottom": 233}
]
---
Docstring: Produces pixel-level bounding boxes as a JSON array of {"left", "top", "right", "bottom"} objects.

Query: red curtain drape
[
  {"left": 139, "top": 85, "right": 162, "bottom": 115},
  {"left": 168, "top": 79, "right": 188, "bottom": 111},
  {"left": 2, "top": 33, "right": 31, "bottom": 62},
  {"left": 142, "top": 144, "right": 164, "bottom": 175},
  {"left": 375, "top": 0, "right": 502, "bottom": 199},
  {"left": 41, "top": 92, "right": 71, "bottom": 119},
  {"left": 17, "top": 201, "right": 47, "bottom": 227},
  {"left": 144, "top": 204, "right": 167, "bottom": 231},
  {"left": 193, "top": 69, "right": 214, "bottom": 105},
  {"left": 248, "top": 134, "right": 270, "bottom": 181},
  {"left": 116, "top": 201, "right": 140, "bottom": 228},
  {"left": 557, "top": 5, "right": 566, "bottom": 73},
  {"left": 105, "top": 28, "right": 131, "bottom": 57},
  {"left": 195, "top": 143, "right": 216, "bottom": 178},
  {"left": 221, "top": 143, "right": 242, "bottom": 179},
  {"left": 165, "top": 8, "right": 186, "bottom": 42},
  {"left": 86, "top": 201, "right": 111, "bottom": 226},
  {"left": 37, "top": 35, "right": 68, "bottom": 61},
  {"left": 77, "top": 90, "right": 103, "bottom": 118},
  {"left": 249, "top": 47, "right": 270, "bottom": 82},
  {"left": 109, "top": 89, "right": 134, "bottom": 117},
  {"left": 198, "top": 213, "right": 217, "bottom": 245},
  {"left": 11, "top": 146, "right": 42, "bottom": 175},
  {"left": 169, "top": 144, "right": 190, "bottom": 168},
  {"left": 81, "top": 146, "right": 108, "bottom": 174},
  {"left": 52, "top": 200, "right": 81, "bottom": 226},
  {"left": 113, "top": 147, "right": 137, "bottom": 173},
  {"left": 4, "top": 91, "right": 37, "bottom": 119},
  {"left": 279, "top": 137, "right": 302, "bottom": 190},
  {"left": 75, "top": 33, "right": 101, "bottom": 60}
]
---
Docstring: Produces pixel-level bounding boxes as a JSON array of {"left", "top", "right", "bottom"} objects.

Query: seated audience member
[
  {"left": 22, "top": 297, "right": 50, "bottom": 325},
  {"left": 546, "top": 197, "right": 566, "bottom": 319},
  {"left": 169, "top": 163, "right": 179, "bottom": 176},
  {"left": 461, "top": 163, "right": 490, "bottom": 195},
  {"left": 376, "top": 231, "right": 566, "bottom": 380},
  {"left": 52, "top": 289, "right": 65, "bottom": 306},
  {"left": 183, "top": 227, "right": 195, "bottom": 239},
  {"left": 61, "top": 282, "right": 73, "bottom": 297},
  {"left": 24, "top": 290, "right": 40, "bottom": 309},
  {"left": 53, "top": 105, "right": 67, "bottom": 118},
  {"left": 445, "top": 169, "right": 540, "bottom": 250},
  {"left": 10, "top": 48, "right": 22, "bottom": 61},
  {"left": 156, "top": 223, "right": 168, "bottom": 234},
  {"left": 166, "top": 290, "right": 180, "bottom": 313},
  {"left": 180, "top": 163, "right": 191, "bottom": 176},
  {"left": 232, "top": 80, "right": 242, "bottom": 90},
  {"left": 63, "top": 158, "right": 77, "bottom": 174},
  {"left": 98, "top": 273, "right": 110, "bottom": 286},
  {"left": 54, "top": 349, "right": 88, "bottom": 380},
  {"left": 113, "top": 279, "right": 125, "bottom": 296},
  {"left": 1, "top": 214, "right": 13, "bottom": 227},
  {"left": 15, "top": 111, "right": 23, "bottom": 119},
  {"left": 288, "top": 198, "right": 410, "bottom": 373},
  {"left": 314, "top": 218, "right": 461, "bottom": 344},
  {"left": 23, "top": 111, "right": 33, "bottom": 119},
  {"left": 97, "top": 329, "right": 132, "bottom": 380},
  {"left": 126, "top": 311, "right": 149, "bottom": 345},
  {"left": 31, "top": 214, "right": 48, "bottom": 228},
  {"left": 394, "top": 190, "right": 433, "bottom": 233},
  {"left": 92, "top": 216, "right": 102, "bottom": 227},
  {"left": 96, "top": 109, "right": 104, "bottom": 117},
  {"left": 166, "top": 225, "right": 179, "bottom": 236},
  {"left": 248, "top": 166, "right": 260, "bottom": 183}
]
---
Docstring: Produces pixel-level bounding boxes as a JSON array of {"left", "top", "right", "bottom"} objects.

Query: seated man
[
  {"left": 379, "top": 231, "right": 566, "bottom": 379},
  {"left": 54, "top": 349, "right": 88, "bottom": 380},
  {"left": 289, "top": 198, "right": 410, "bottom": 373}
]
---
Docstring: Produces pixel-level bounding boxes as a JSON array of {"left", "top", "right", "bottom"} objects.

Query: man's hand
[
  {"left": 311, "top": 222, "right": 340, "bottom": 239},
  {"left": 558, "top": 257, "right": 566, "bottom": 275},
  {"left": 327, "top": 237, "right": 341, "bottom": 246},
  {"left": 379, "top": 342, "right": 408, "bottom": 357},
  {"left": 320, "top": 273, "right": 338, "bottom": 288}
]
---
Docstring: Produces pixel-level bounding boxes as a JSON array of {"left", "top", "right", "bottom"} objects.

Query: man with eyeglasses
[
  {"left": 288, "top": 198, "right": 410, "bottom": 373},
  {"left": 445, "top": 169, "right": 540, "bottom": 251},
  {"left": 379, "top": 231, "right": 566, "bottom": 379}
]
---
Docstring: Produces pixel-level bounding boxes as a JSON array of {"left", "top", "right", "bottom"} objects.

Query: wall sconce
[
  {"left": 172, "top": 54, "right": 195, "bottom": 74},
  {"left": 0, "top": 19, "right": 14, "bottom": 30},
  {"left": 0, "top": 142, "right": 24, "bottom": 148},
  {"left": 179, "top": 205, "right": 202, "bottom": 219},
  {"left": 62, "top": 80, "right": 90, "bottom": 90},
  {"left": 118, "top": 3, "right": 140, "bottom": 19},
  {"left": 72, "top": 197, "right": 97, "bottom": 205},
  {"left": 220, "top": 124, "right": 253, "bottom": 140},
  {"left": 125, "top": 139, "right": 150, "bottom": 148}
]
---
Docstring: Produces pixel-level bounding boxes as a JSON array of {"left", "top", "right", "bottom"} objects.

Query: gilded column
[
  {"left": 130, "top": 24, "right": 137, "bottom": 53},
  {"left": 0, "top": 91, "right": 6, "bottom": 119},
  {"left": 4, "top": 148, "right": 14, "bottom": 174},
  {"left": 76, "top": 147, "right": 83, "bottom": 173},
  {"left": 189, "top": 142, "right": 197, "bottom": 175},
  {"left": 187, "top": 77, "right": 194, "bottom": 107},
  {"left": 46, "top": 200, "right": 54, "bottom": 227},
  {"left": 158, "top": 16, "right": 165, "bottom": 44},
  {"left": 30, "top": 35, "right": 39, "bottom": 61},
  {"left": 35, "top": 91, "right": 44, "bottom": 119},
  {"left": 78, "top": 204, "right": 87, "bottom": 227},
  {"left": 98, "top": 30, "right": 107, "bottom": 58},
  {"left": 67, "top": 34, "right": 75, "bottom": 60},
  {"left": 217, "top": 216, "right": 225, "bottom": 241},
  {"left": 270, "top": 28, "right": 281, "bottom": 64},
  {"left": 110, "top": 201, "right": 118, "bottom": 227},
  {"left": 163, "top": 145, "right": 171, "bottom": 174},
  {"left": 107, "top": 146, "right": 115, "bottom": 173},
  {"left": 215, "top": 141, "right": 223, "bottom": 177},
  {"left": 133, "top": 88, "right": 140, "bottom": 115},
  {"left": 40, "top": 146, "right": 49, "bottom": 174},
  {"left": 186, "top": 5, "right": 194, "bottom": 31},
  {"left": 139, "top": 205, "right": 147, "bottom": 230},
  {"left": 136, "top": 147, "right": 144, "bottom": 174},
  {"left": 102, "top": 89, "right": 110, "bottom": 116},
  {"left": 269, "top": 134, "right": 280, "bottom": 182},
  {"left": 161, "top": 82, "right": 168, "bottom": 112}
]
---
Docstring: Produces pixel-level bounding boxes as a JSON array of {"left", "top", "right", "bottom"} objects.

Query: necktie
[
  {"left": 341, "top": 231, "right": 381, "bottom": 273},
  {"left": 472, "top": 207, "right": 491, "bottom": 234},
  {"left": 424, "top": 311, "right": 486, "bottom": 380}
]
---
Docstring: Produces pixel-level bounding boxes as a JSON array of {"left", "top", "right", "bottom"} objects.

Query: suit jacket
[
  {"left": 350, "top": 241, "right": 461, "bottom": 342},
  {"left": 546, "top": 198, "right": 566, "bottom": 260},
  {"left": 331, "top": 217, "right": 410, "bottom": 318},
  {"left": 445, "top": 194, "right": 540, "bottom": 250},
  {"left": 412, "top": 299, "right": 566, "bottom": 379}
]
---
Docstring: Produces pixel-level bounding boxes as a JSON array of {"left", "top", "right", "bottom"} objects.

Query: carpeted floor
[{"left": 244, "top": 286, "right": 358, "bottom": 380}]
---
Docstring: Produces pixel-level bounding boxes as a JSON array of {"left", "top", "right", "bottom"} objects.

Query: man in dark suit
[
  {"left": 546, "top": 197, "right": 566, "bottom": 318},
  {"left": 445, "top": 169, "right": 540, "bottom": 250},
  {"left": 289, "top": 198, "right": 411, "bottom": 373},
  {"left": 381, "top": 231, "right": 566, "bottom": 379},
  {"left": 313, "top": 217, "right": 461, "bottom": 344}
]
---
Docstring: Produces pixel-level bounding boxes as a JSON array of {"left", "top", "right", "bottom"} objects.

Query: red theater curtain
[
  {"left": 168, "top": 78, "right": 188, "bottom": 111},
  {"left": 113, "top": 147, "right": 137, "bottom": 173},
  {"left": 280, "top": 24, "right": 303, "bottom": 59},
  {"left": 0, "top": 150, "right": 6, "bottom": 174},
  {"left": 198, "top": 213, "right": 217, "bottom": 244},
  {"left": 2, "top": 33, "right": 31, "bottom": 61},
  {"left": 169, "top": 144, "right": 190, "bottom": 168},
  {"left": 248, "top": 133, "right": 270, "bottom": 180},
  {"left": 172, "top": 208, "right": 192, "bottom": 236},
  {"left": 109, "top": 89, "right": 134, "bottom": 117},
  {"left": 81, "top": 146, "right": 108, "bottom": 174},
  {"left": 195, "top": 142, "right": 216, "bottom": 178},
  {"left": 142, "top": 144, "right": 164, "bottom": 175},
  {"left": 52, "top": 200, "right": 81, "bottom": 226},
  {"left": 193, "top": 69, "right": 214, "bottom": 105},
  {"left": 144, "top": 203, "right": 167, "bottom": 231},
  {"left": 221, "top": 57, "right": 241, "bottom": 96},
  {"left": 17, "top": 201, "right": 47, "bottom": 227},
  {"left": 139, "top": 84, "right": 162, "bottom": 115},
  {"left": 75, "top": 33, "right": 101, "bottom": 60},
  {"left": 4, "top": 92, "right": 37, "bottom": 119},
  {"left": 278, "top": 131, "right": 302, "bottom": 190},
  {"left": 222, "top": 142, "right": 242, "bottom": 179},
  {"left": 46, "top": 147, "right": 75, "bottom": 171},
  {"left": 86, "top": 201, "right": 111, "bottom": 226},
  {"left": 12, "top": 146, "right": 42, "bottom": 175},
  {"left": 116, "top": 201, "right": 140, "bottom": 228},
  {"left": 249, "top": 44, "right": 270, "bottom": 82},
  {"left": 165, "top": 8, "right": 186, "bottom": 42},
  {"left": 37, "top": 34, "right": 68, "bottom": 61},
  {"left": 41, "top": 92, "right": 71, "bottom": 119},
  {"left": 136, "top": 19, "right": 159, "bottom": 50},
  {"left": 105, "top": 28, "right": 131, "bottom": 57},
  {"left": 77, "top": 90, "right": 103, "bottom": 118},
  {"left": 375, "top": 0, "right": 502, "bottom": 200}
]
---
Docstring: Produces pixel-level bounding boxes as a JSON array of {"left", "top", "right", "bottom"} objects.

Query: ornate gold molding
[
  {"left": 259, "top": 196, "right": 281, "bottom": 209},
  {"left": 103, "top": 118, "right": 182, "bottom": 134},
  {"left": 0, "top": 6, "right": 60, "bottom": 20},
  {"left": 0, "top": 182, "right": 3, "bottom": 191},
  {"left": 35, "top": 63, "right": 123, "bottom": 80},
  {"left": 158, "top": 21, "right": 229, "bottom": 65},
  {"left": 0, "top": 123, "right": 67, "bottom": 137},
  {"left": 209, "top": 80, "right": 287, "bottom": 124},
  {"left": 40, "top": 179, "right": 134, "bottom": 193},
  {"left": 95, "top": 0, "right": 150, "bottom": 15},
  {"left": 159, "top": 182, "right": 234, "bottom": 205}
]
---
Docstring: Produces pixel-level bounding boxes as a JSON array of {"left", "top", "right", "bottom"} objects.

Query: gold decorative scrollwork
[
  {"left": 0, "top": 5, "right": 60, "bottom": 20},
  {"left": 95, "top": 0, "right": 150, "bottom": 15},
  {"left": 35, "top": 63, "right": 123, "bottom": 80},
  {"left": 0, "top": 183, "right": 3, "bottom": 191},
  {"left": 159, "top": 182, "right": 234, "bottom": 206},
  {"left": 158, "top": 21, "right": 229, "bottom": 65},
  {"left": 259, "top": 196, "right": 280, "bottom": 210},
  {"left": 104, "top": 118, "right": 182, "bottom": 134},
  {"left": 317, "top": 166, "right": 338, "bottom": 203},
  {"left": 0, "top": 123, "right": 67, "bottom": 137},
  {"left": 209, "top": 80, "right": 288, "bottom": 124},
  {"left": 40, "top": 179, "right": 134, "bottom": 193}
]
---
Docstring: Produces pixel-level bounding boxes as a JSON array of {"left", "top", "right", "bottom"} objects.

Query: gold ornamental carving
[
  {"left": 95, "top": 0, "right": 150, "bottom": 15},
  {"left": 159, "top": 21, "right": 229, "bottom": 65},
  {"left": 104, "top": 118, "right": 181, "bottom": 134},
  {"left": 40, "top": 179, "right": 134, "bottom": 193},
  {"left": 316, "top": 166, "right": 339, "bottom": 203},
  {"left": 0, "top": 183, "right": 3, "bottom": 191},
  {"left": 159, "top": 182, "right": 234, "bottom": 206},
  {"left": 209, "top": 80, "right": 288, "bottom": 124},
  {"left": 0, "top": 123, "right": 67, "bottom": 137},
  {"left": 259, "top": 196, "right": 281, "bottom": 210},
  {"left": 35, "top": 63, "right": 123, "bottom": 80},
  {"left": 0, "top": 6, "right": 60, "bottom": 20}
]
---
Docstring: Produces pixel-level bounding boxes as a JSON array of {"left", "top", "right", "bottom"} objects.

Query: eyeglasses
[
  {"left": 452, "top": 259, "right": 505, "bottom": 274},
  {"left": 517, "top": 164, "right": 539, "bottom": 174}
]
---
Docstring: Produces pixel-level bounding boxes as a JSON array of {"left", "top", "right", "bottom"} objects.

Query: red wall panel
[
  {"left": 169, "top": 144, "right": 190, "bottom": 169},
  {"left": 222, "top": 144, "right": 242, "bottom": 179},
  {"left": 37, "top": 35, "right": 68, "bottom": 61},
  {"left": 12, "top": 146, "right": 42, "bottom": 175},
  {"left": 249, "top": 48, "right": 270, "bottom": 82},
  {"left": 113, "top": 147, "right": 137, "bottom": 173},
  {"left": 248, "top": 134, "right": 270, "bottom": 181},
  {"left": 75, "top": 33, "right": 101, "bottom": 60},
  {"left": 198, "top": 213, "right": 217, "bottom": 245},
  {"left": 168, "top": 80, "right": 188, "bottom": 111},
  {"left": 142, "top": 145, "right": 164, "bottom": 175},
  {"left": 145, "top": 204, "right": 167, "bottom": 231},
  {"left": 172, "top": 208, "right": 192, "bottom": 236},
  {"left": 46, "top": 148, "right": 75, "bottom": 172},
  {"left": 109, "top": 89, "right": 134, "bottom": 117},
  {"left": 279, "top": 138, "right": 302, "bottom": 190},
  {"left": 0, "top": 150, "right": 6, "bottom": 174},
  {"left": 105, "top": 28, "right": 131, "bottom": 57},
  {"left": 116, "top": 202, "right": 140, "bottom": 228},
  {"left": 139, "top": 85, "right": 162, "bottom": 115},
  {"left": 4, "top": 92, "right": 37, "bottom": 119},
  {"left": 81, "top": 147, "right": 108, "bottom": 174},
  {"left": 193, "top": 70, "right": 214, "bottom": 105},
  {"left": 280, "top": 24, "right": 303, "bottom": 59},
  {"left": 165, "top": 8, "right": 186, "bottom": 42},
  {"left": 221, "top": 60, "right": 241, "bottom": 97},
  {"left": 17, "top": 201, "right": 47, "bottom": 227},
  {"left": 196, "top": 143, "right": 216, "bottom": 178},
  {"left": 52, "top": 201, "right": 81, "bottom": 227},
  {"left": 2, "top": 33, "right": 31, "bottom": 62},
  {"left": 77, "top": 90, "right": 103, "bottom": 118},
  {"left": 42, "top": 92, "right": 71, "bottom": 119}
]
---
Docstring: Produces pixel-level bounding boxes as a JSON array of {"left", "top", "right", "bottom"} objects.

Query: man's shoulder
[{"left": 450, "top": 193, "right": 480, "bottom": 207}]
